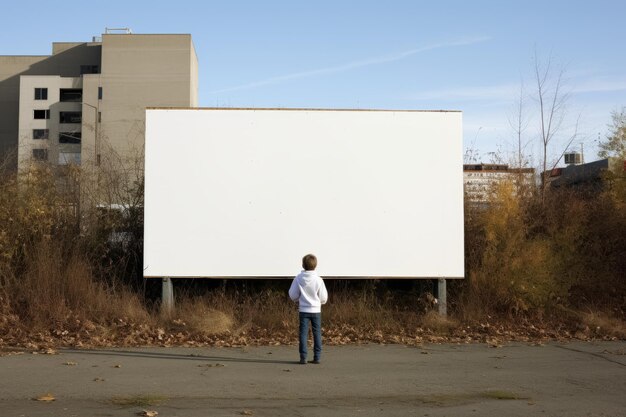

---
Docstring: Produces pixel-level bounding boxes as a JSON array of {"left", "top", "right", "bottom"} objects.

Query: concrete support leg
[
  {"left": 437, "top": 278, "right": 447, "bottom": 317},
  {"left": 161, "top": 277, "right": 174, "bottom": 316}
]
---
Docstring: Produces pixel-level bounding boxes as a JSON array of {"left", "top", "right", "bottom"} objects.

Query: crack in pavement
[{"left": 554, "top": 344, "right": 626, "bottom": 367}]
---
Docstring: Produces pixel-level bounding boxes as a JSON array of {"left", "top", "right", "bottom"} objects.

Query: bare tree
[
  {"left": 531, "top": 51, "right": 578, "bottom": 201},
  {"left": 464, "top": 127, "right": 482, "bottom": 164},
  {"left": 598, "top": 107, "right": 626, "bottom": 159},
  {"left": 507, "top": 80, "right": 534, "bottom": 194},
  {"left": 508, "top": 81, "right": 531, "bottom": 170}
]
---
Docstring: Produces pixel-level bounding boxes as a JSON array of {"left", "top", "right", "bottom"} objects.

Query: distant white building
[{"left": 463, "top": 163, "right": 535, "bottom": 203}]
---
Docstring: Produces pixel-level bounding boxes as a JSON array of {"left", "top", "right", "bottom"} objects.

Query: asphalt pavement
[{"left": 1, "top": 341, "right": 625, "bottom": 416}]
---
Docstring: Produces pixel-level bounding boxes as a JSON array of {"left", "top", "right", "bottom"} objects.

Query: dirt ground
[{"left": 1, "top": 341, "right": 625, "bottom": 417}]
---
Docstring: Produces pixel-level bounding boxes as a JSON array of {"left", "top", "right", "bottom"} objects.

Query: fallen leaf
[
  {"left": 487, "top": 339, "right": 503, "bottom": 348},
  {"left": 282, "top": 369, "right": 291, "bottom": 372},
  {"left": 34, "top": 393, "right": 55, "bottom": 402},
  {"left": 0, "top": 351, "right": 24, "bottom": 357},
  {"left": 240, "top": 410, "right": 254, "bottom": 416},
  {"left": 93, "top": 377, "right": 105, "bottom": 382},
  {"left": 64, "top": 361, "right": 77, "bottom": 366},
  {"left": 137, "top": 411, "right": 158, "bottom": 417},
  {"left": 113, "top": 364, "right": 122, "bottom": 368}
]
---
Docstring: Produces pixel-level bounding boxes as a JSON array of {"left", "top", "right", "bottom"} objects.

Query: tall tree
[
  {"left": 508, "top": 80, "right": 534, "bottom": 193},
  {"left": 508, "top": 81, "right": 530, "bottom": 170},
  {"left": 531, "top": 51, "right": 578, "bottom": 201},
  {"left": 598, "top": 108, "right": 626, "bottom": 159}
]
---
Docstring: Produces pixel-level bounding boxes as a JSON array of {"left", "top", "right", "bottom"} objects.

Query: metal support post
[
  {"left": 161, "top": 277, "right": 174, "bottom": 315},
  {"left": 437, "top": 278, "right": 447, "bottom": 317}
]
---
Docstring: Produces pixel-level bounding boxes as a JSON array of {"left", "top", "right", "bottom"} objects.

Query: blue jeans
[{"left": 299, "top": 312, "right": 322, "bottom": 361}]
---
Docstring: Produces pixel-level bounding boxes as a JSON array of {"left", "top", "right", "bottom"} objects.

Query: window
[
  {"left": 80, "top": 65, "right": 99, "bottom": 75},
  {"left": 59, "top": 132, "right": 81, "bottom": 144},
  {"left": 60, "top": 89, "right": 82, "bottom": 102},
  {"left": 34, "top": 88, "right": 48, "bottom": 100},
  {"left": 59, "top": 152, "right": 81, "bottom": 165},
  {"left": 32, "top": 149, "right": 48, "bottom": 161},
  {"left": 33, "top": 129, "right": 49, "bottom": 139},
  {"left": 59, "top": 111, "right": 81, "bottom": 123},
  {"left": 34, "top": 109, "right": 50, "bottom": 119},
  {"left": 98, "top": 87, "right": 103, "bottom": 100}
]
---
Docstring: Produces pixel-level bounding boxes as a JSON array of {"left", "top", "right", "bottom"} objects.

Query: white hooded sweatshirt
[{"left": 288, "top": 270, "right": 328, "bottom": 313}]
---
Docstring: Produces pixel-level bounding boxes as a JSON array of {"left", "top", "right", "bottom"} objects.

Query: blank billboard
[{"left": 144, "top": 108, "right": 464, "bottom": 278}]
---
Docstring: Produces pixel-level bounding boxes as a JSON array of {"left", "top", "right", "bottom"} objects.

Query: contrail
[{"left": 209, "top": 36, "right": 491, "bottom": 94}]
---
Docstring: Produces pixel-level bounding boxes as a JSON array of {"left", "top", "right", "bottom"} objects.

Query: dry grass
[
  {"left": 1, "top": 157, "right": 625, "bottom": 347},
  {"left": 324, "top": 289, "right": 392, "bottom": 328},
  {"left": 9, "top": 242, "right": 150, "bottom": 329},
  {"left": 419, "top": 311, "right": 459, "bottom": 335},
  {"left": 171, "top": 297, "right": 234, "bottom": 335},
  {"left": 580, "top": 311, "right": 626, "bottom": 339},
  {"left": 461, "top": 181, "right": 626, "bottom": 319}
]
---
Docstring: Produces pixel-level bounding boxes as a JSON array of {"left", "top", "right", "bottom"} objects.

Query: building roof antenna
[{"left": 105, "top": 28, "right": 133, "bottom": 34}]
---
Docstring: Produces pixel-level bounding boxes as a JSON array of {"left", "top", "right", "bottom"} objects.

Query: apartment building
[
  {"left": 0, "top": 31, "right": 198, "bottom": 171},
  {"left": 463, "top": 163, "right": 535, "bottom": 204}
]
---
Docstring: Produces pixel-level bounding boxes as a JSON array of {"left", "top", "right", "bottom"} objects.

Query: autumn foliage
[
  {"left": 460, "top": 177, "right": 626, "bottom": 320},
  {"left": 1, "top": 161, "right": 625, "bottom": 349}
]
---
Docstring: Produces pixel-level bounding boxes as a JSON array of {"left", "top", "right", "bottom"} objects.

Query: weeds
[
  {"left": 579, "top": 311, "right": 626, "bottom": 339},
  {"left": 419, "top": 311, "right": 458, "bottom": 335},
  {"left": 170, "top": 297, "right": 234, "bottom": 335},
  {"left": 459, "top": 180, "right": 626, "bottom": 320},
  {"left": 0, "top": 156, "right": 625, "bottom": 347}
]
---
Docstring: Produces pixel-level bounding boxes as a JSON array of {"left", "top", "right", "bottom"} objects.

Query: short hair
[{"left": 302, "top": 254, "right": 317, "bottom": 271}]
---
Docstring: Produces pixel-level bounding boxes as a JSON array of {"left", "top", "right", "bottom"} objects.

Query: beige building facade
[
  {"left": 0, "top": 33, "right": 198, "bottom": 171},
  {"left": 18, "top": 75, "right": 83, "bottom": 166}
]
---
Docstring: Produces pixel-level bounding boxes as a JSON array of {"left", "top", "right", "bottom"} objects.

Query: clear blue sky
[{"left": 3, "top": 0, "right": 625, "bottom": 165}]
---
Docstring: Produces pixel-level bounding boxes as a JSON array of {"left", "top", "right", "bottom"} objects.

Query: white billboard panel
[{"left": 144, "top": 108, "right": 464, "bottom": 278}]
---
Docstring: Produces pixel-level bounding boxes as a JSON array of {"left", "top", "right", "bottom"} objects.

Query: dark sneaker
[
  {"left": 310, "top": 359, "right": 320, "bottom": 364},
  {"left": 299, "top": 359, "right": 307, "bottom": 365}
]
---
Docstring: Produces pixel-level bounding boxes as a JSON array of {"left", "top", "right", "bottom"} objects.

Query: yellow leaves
[
  {"left": 34, "top": 393, "right": 55, "bottom": 402},
  {"left": 483, "top": 180, "right": 524, "bottom": 247}
]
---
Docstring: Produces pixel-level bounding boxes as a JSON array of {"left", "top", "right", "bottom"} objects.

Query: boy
[{"left": 288, "top": 254, "right": 328, "bottom": 364}]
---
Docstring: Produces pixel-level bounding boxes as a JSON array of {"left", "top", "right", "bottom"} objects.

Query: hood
[{"left": 301, "top": 270, "right": 316, "bottom": 281}]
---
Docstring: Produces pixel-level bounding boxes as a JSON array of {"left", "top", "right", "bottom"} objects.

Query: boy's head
[{"left": 302, "top": 254, "right": 317, "bottom": 271}]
